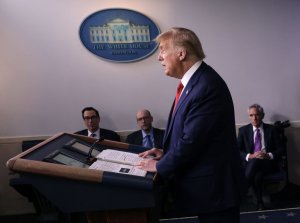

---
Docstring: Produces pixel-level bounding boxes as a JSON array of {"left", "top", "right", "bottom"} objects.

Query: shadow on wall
[{"left": 270, "top": 114, "right": 290, "bottom": 123}]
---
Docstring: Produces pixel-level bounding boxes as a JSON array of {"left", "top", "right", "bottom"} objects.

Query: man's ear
[{"left": 177, "top": 48, "right": 187, "bottom": 61}]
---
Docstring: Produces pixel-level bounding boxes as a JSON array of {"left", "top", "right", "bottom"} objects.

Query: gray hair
[{"left": 248, "top": 104, "right": 265, "bottom": 117}]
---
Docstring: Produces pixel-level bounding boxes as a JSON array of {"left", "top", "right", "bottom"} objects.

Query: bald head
[{"left": 136, "top": 109, "right": 153, "bottom": 133}]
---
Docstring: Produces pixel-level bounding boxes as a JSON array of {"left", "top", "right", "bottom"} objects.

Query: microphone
[{"left": 87, "top": 136, "right": 104, "bottom": 161}]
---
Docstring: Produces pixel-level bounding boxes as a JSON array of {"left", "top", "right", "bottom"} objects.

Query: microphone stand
[{"left": 86, "top": 137, "right": 104, "bottom": 164}]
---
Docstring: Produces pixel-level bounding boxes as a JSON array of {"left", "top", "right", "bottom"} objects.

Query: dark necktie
[
  {"left": 91, "top": 133, "right": 96, "bottom": 138},
  {"left": 145, "top": 135, "right": 153, "bottom": 148},
  {"left": 254, "top": 129, "right": 262, "bottom": 152},
  {"left": 173, "top": 82, "right": 184, "bottom": 113}
]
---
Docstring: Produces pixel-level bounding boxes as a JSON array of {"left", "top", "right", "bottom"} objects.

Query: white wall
[
  {"left": 1, "top": 0, "right": 300, "bottom": 137},
  {"left": 1, "top": 0, "right": 300, "bottom": 215}
]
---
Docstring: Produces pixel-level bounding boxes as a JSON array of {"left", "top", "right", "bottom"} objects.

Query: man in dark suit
[
  {"left": 75, "top": 107, "right": 120, "bottom": 141},
  {"left": 237, "top": 104, "right": 283, "bottom": 210},
  {"left": 126, "top": 109, "right": 165, "bottom": 149},
  {"left": 137, "top": 27, "right": 243, "bottom": 223}
]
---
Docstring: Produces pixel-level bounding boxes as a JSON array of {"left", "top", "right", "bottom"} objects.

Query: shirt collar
[
  {"left": 181, "top": 60, "right": 202, "bottom": 87},
  {"left": 252, "top": 123, "right": 263, "bottom": 132},
  {"left": 88, "top": 129, "right": 100, "bottom": 138},
  {"left": 142, "top": 128, "right": 153, "bottom": 138}
]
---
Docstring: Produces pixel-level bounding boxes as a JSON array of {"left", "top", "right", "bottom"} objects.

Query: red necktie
[{"left": 173, "top": 82, "right": 184, "bottom": 113}]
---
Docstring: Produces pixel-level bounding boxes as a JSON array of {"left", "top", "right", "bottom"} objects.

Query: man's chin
[
  {"left": 142, "top": 127, "right": 151, "bottom": 132},
  {"left": 164, "top": 71, "right": 178, "bottom": 79},
  {"left": 89, "top": 127, "right": 98, "bottom": 132}
]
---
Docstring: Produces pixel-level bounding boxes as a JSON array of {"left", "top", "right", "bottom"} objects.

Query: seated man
[
  {"left": 75, "top": 106, "right": 120, "bottom": 141},
  {"left": 126, "top": 109, "right": 164, "bottom": 149},
  {"left": 237, "top": 104, "right": 283, "bottom": 210}
]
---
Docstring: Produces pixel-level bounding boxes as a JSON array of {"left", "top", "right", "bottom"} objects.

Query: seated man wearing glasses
[
  {"left": 75, "top": 106, "right": 120, "bottom": 141},
  {"left": 126, "top": 109, "right": 165, "bottom": 149}
]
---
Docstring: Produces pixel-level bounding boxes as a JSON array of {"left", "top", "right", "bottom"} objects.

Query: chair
[
  {"left": 262, "top": 120, "right": 290, "bottom": 201},
  {"left": 22, "top": 139, "right": 45, "bottom": 152}
]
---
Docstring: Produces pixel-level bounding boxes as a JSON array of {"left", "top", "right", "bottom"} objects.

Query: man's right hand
[
  {"left": 139, "top": 148, "right": 164, "bottom": 160},
  {"left": 249, "top": 151, "right": 270, "bottom": 160}
]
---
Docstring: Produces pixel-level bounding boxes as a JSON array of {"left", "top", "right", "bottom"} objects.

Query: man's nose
[{"left": 158, "top": 53, "right": 163, "bottom": 61}]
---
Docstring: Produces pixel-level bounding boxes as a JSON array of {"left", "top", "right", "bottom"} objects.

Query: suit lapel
[
  {"left": 163, "top": 104, "right": 174, "bottom": 146},
  {"left": 137, "top": 131, "right": 143, "bottom": 145},
  {"left": 153, "top": 129, "right": 157, "bottom": 147},
  {"left": 247, "top": 125, "right": 254, "bottom": 152},
  {"left": 263, "top": 124, "right": 269, "bottom": 149},
  {"left": 172, "top": 84, "right": 192, "bottom": 117},
  {"left": 164, "top": 80, "right": 194, "bottom": 146},
  {"left": 163, "top": 62, "right": 207, "bottom": 147},
  {"left": 164, "top": 91, "right": 191, "bottom": 148},
  {"left": 153, "top": 128, "right": 161, "bottom": 147}
]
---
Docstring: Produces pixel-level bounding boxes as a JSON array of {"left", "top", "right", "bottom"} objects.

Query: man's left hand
[
  {"left": 135, "top": 159, "right": 158, "bottom": 172},
  {"left": 256, "top": 151, "right": 271, "bottom": 160}
]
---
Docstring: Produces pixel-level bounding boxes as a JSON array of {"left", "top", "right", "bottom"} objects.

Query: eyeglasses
[
  {"left": 83, "top": 116, "right": 98, "bottom": 121},
  {"left": 137, "top": 116, "right": 151, "bottom": 122},
  {"left": 249, "top": 114, "right": 262, "bottom": 118}
]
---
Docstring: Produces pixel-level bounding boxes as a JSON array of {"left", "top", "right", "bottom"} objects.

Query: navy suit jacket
[
  {"left": 74, "top": 128, "right": 120, "bottom": 142},
  {"left": 237, "top": 123, "right": 283, "bottom": 163},
  {"left": 125, "top": 128, "right": 165, "bottom": 149},
  {"left": 156, "top": 62, "right": 243, "bottom": 215}
]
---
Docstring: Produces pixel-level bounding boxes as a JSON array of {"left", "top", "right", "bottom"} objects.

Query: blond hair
[{"left": 155, "top": 27, "right": 205, "bottom": 60}]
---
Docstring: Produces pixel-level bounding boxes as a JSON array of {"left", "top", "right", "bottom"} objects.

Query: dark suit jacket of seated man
[
  {"left": 75, "top": 106, "right": 120, "bottom": 142},
  {"left": 237, "top": 103, "right": 284, "bottom": 210},
  {"left": 125, "top": 109, "right": 165, "bottom": 149},
  {"left": 126, "top": 127, "right": 165, "bottom": 149},
  {"left": 75, "top": 128, "right": 120, "bottom": 142}
]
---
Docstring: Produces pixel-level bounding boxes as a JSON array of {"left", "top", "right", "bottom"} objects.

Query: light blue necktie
[{"left": 145, "top": 135, "right": 153, "bottom": 148}]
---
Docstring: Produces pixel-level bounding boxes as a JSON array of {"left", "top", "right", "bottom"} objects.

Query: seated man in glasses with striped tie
[
  {"left": 237, "top": 103, "right": 284, "bottom": 210},
  {"left": 75, "top": 106, "right": 120, "bottom": 141},
  {"left": 126, "top": 109, "right": 165, "bottom": 149}
]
